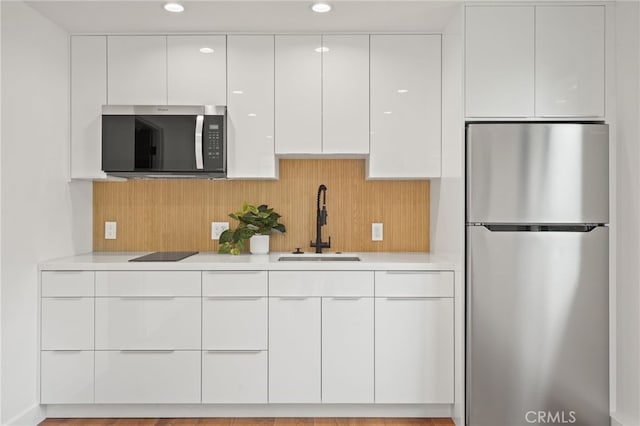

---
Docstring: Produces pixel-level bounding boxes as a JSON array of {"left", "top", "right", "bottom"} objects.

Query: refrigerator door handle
[{"left": 482, "top": 224, "right": 601, "bottom": 232}]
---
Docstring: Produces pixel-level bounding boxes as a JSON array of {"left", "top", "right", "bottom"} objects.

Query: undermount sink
[{"left": 278, "top": 254, "right": 361, "bottom": 262}]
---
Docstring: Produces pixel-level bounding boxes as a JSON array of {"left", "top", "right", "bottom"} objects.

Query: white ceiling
[{"left": 26, "top": 0, "right": 464, "bottom": 34}]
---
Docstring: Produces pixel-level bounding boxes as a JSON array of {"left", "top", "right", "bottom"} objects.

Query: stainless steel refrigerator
[{"left": 466, "top": 123, "right": 609, "bottom": 426}]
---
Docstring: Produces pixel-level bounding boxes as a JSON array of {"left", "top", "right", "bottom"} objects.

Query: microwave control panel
[{"left": 203, "top": 115, "right": 225, "bottom": 170}]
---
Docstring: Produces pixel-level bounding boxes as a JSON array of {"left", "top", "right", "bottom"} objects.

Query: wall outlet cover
[
  {"left": 211, "top": 222, "right": 230, "bottom": 240},
  {"left": 372, "top": 223, "right": 383, "bottom": 241},
  {"left": 105, "top": 221, "right": 117, "bottom": 240}
]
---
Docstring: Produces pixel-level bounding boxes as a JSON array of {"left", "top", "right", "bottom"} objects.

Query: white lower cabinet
[
  {"left": 375, "top": 296, "right": 454, "bottom": 403},
  {"left": 95, "top": 350, "right": 201, "bottom": 403},
  {"left": 95, "top": 297, "right": 201, "bottom": 350},
  {"left": 41, "top": 297, "right": 94, "bottom": 350},
  {"left": 269, "top": 297, "right": 321, "bottom": 403},
  {"left": 322, "top": 297, "right": 374, "bottom": 403},
  {"left": 41, "top": 351, "right": 94, "bottom": 404},
  {"left": 202, "top": 350, "right": 267, "bottom": 403}
]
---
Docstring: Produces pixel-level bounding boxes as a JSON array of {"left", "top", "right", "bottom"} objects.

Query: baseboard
[
  {"left": 45, "top": 404, "right": 453, "bottom": 419},
  {"left": 5, "top": 404, "right": 45, "bottom": 426}
]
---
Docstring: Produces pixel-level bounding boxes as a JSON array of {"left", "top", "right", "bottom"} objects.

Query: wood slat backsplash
[{"left": 93, "top": 160, "right": 429, "bottom": 252}]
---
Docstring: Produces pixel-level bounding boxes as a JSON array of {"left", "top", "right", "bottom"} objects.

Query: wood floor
[{"left": 40, "top": 418, "right": 455, "bottom": 425}]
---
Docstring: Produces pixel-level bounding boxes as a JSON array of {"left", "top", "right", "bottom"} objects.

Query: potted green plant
[{"left": 218, "top": 203, "right": 286, "bottom": 255}]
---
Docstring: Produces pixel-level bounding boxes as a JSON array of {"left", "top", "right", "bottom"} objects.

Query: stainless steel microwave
[{"left": 102, "top": 105, "right": 226, "bottom": 178}]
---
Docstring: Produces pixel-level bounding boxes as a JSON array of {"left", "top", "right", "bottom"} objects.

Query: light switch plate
[
  {"left": 105, "top": 221, "right": 117, "bottom": 240},
  {"left": 372, "top": 223, "right": 383, "bottom": 241},
  {"left": 212, "top": 222, "right": 230, "bottom": 240}
]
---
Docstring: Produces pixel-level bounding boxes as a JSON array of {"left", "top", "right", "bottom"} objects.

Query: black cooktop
[{"left": 129, "top": 251, "right": 198, "bottom": 262}]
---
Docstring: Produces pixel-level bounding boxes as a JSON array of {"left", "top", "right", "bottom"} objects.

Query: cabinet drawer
[
  {"left": 42, "top": 298, "right": 94, "bottom": 350},
  {"left": 95, "top": 271, "right": 200, "bottom": 297},
  {"left": 269, "top": 271, "right": 374, "bottom": 297},
  {"left": 202, "top": 271, "right": 267, "bottom": 296},
  {"left": 42, "top": 271, "right": 94, "bottom": 297},
  {"left": 375, "top": 271, "right": 453, "bottom": 297},
  {"left": 95, "top": 350, "right": 200, "bottom": 403},
  {"left": 41, "top": 350, "right": 94, "bottom": 404},
  {"left": 203, "top": 297, "right": 267, "bottom": 350},
  {"left": 202, "top": 350, "right": 267, "bottom": 403},
  {"left": 95, "top": 298, "right": 201, "bottom": 350}
]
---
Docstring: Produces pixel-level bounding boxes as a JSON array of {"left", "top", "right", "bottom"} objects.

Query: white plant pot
[{"left": 250, "top": 234, "right": 270, "bottom": 254}]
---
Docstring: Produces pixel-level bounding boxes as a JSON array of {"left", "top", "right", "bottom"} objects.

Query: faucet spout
[{"left": 310, "top": 184, "right": 331, "bottom": 253}]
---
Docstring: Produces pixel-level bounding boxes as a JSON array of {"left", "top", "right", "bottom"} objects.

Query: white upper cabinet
[
  {"left": 107, "top": 36, "right": 167, "bottom": 105},
  {"left": 70, "top": 36, "right": 107, "bottom": 179},
  {"left": 465, "top": 5, "right": 605, "bottom": 119},
  {"left": 465, "top": 6, "right": 535, "bottom": 118},
  {"left": 167, "top": 35, "right": 227, "bottom": 106},
  {"left": 227, "top": 35, "right": 277, "bottom": 179},
  {"left": 322, "top": 35, "right": 370, "bottom": 155},
  {"left": 369, "top": 35, "right": 441, "bottom": 179},
  {"left": 535, "top": 6, "right": 605, "bottom": 118},
  {"left": 275, "top": 35, "right": 322, "bottom": 154}
]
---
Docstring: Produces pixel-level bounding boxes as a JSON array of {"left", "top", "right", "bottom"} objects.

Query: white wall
[
  {"left": 613, "top": 2, "right": 640, "bottom": 426},
  {"left": 1, "top": 2, "right": 93, "bottom": 424}
]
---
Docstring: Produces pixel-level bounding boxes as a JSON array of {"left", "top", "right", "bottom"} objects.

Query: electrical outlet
[
  {"left": 211, "top": 222, "right": 230, "bottom": 240},
  {"left": 372, "top": 223, "right": 383, "bottom": 241},
  {"left": 105, "top": 221, "right": 117, "bottom": 240}
]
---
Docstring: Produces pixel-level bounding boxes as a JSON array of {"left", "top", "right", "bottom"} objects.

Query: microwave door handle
[{"left": 195, "top": 115, "right": 204, "bottom": 170}]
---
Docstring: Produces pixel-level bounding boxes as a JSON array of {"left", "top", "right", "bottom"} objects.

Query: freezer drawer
[
  {"left": 467, "top": 123, "right": 608, "bottom": 224},
  {"left": 466, "top": 225, "right": 609, "bottom": 426}
]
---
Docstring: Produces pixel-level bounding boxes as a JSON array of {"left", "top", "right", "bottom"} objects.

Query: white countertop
[{"left": 39, "top": 251, "right": 459, "bottom": 271}]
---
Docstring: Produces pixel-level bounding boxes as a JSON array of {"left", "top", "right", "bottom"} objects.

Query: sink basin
[{"left": 278, "top": 255, "right": 361, "bottom": 262}]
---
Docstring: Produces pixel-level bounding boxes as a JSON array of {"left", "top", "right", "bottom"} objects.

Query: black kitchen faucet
[{"left": 310, "top": 184, "right": 331, "bottom": 253}]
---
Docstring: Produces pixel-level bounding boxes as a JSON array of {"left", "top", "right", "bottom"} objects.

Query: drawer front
[
  {"left": 269, "top": 271, "right": 374, "bottom": 297},
  {"left": 41, "top": 350, "right": 94, "bottom": 404},
  {"left": 95, "top": 350, "right": 200, "bottom": 403},
  {"left": 375, "top": 271, "right": 454, "bottom": 297},
  {"left": 95, "top": 298, "right": 201, "bottom": 350},
  {"left": 42, "top": 271, "right": 94, "bottom": 297},
  {"left": 202, "top": 271, "right": 267, "bottom": 296},
  {"left": 203, "top": 298, "right": 267, "bottom": 350},
  {"left": 202, "top": 350, "right": 267, "bottom": 403},
  {"left": 42, "top": 298, "right": 94, "bottom": 350},
  {"left": 95, "top": 271, "right": 201, "bottom": 296}
]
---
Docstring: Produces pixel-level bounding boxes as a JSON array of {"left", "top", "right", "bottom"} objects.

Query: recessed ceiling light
[
  {"left": 164, "top": 2, "right": 184, "bottom": 13},
  {"left": 397, "top": 89, "right": 409, "bottom": 94},
  {"left": 311, "top": 2, "right": 332, "bottom": 13},
  {"left": 232, "top": 90, "right": 244, "bottom": 95},
  {"left": 248, "top": 113, "right": 257, "bottom": 117},
  {"left": 314, "top": 47, "right": 330, "bottom": 53},
  {"left": 383, "top": 111, "right": 393, "bottom": 115},
  {"left": 199, "top": 47, "right": 214, "bottom": 54}
]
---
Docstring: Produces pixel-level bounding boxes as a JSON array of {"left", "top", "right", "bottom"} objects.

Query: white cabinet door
[
  {"left": 375, "top": 297, "right": 454, "bottom": 404},
  {"left": 227, "top": 36, "right": 277, "bottom": 179},
  {"left": 95, "top": 298, "right": 201, "bottom": 350},
  {"left": 269, "top": 297, "right": 321, "bottom": 403},
  {"left": 465, "top": 7, "right": 535, "bottom": 118},
  {"left": 41, "top": 271, "right": 94, "bottom": 297},
  {"left": 322, "top": 297, "right": 374, "bottom": 403},
  {"left": 202, "top": 297, "right": 267, "bottom": 350},
  {"left": 167, "top": 35, "right": 226, "bottom": 106},
  {"left": 95, "top": 350, "right": 200, "bottom": 403},
  {"left": 107, "top": 36, "right": 167, "bottom": 105},
  {"left": 535, "top": 6, "right": 605, "bottom": 118},
  {"left": 70, "top": 36, "right": 107, "bottom": 179},
  {"left": 41, "top": 298, "right": 94, "bottom": 350},
  {"left": 202, "top": 350, "right": 267, "bottom": 403},
  {"left": 322, "top": 35, "right": 369, "bottom": 155},
  {"left": 369, "top": 35, "right": 441, "bottom": 179},
  {"left": 95, "top": 271, "right": 201, "bottom": 297},
  {"left": 41, "top": 351, "right": 94, "bottom": 404},
  {"left": 274, "top": 35, "right": 322, "bottom": 154}
]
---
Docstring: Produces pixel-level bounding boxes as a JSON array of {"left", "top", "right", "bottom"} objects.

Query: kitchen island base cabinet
[
  {"left": 202, "top": 350, "right": 268, "bottom": 403},
  {"left": 41, "top": 351, "right": 94, "bottom": 404},
  {"left": 268, "top": 297, "right": 321, "bottom": 403},
  {"left": 95, "top": 351, "right": 200, "bottom": 404}
]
